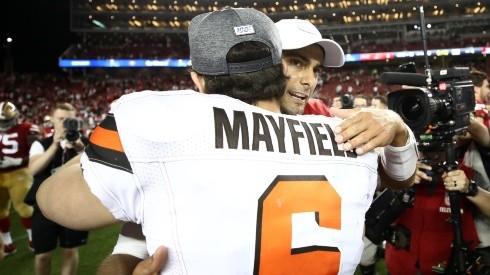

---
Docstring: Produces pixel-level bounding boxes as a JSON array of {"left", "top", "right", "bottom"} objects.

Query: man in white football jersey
[
  {"left": 99, "top": 17, "right": 418, "bottom": 274},
  {"left": 38, "top": 7, "right": 416, "bottom": 275}
]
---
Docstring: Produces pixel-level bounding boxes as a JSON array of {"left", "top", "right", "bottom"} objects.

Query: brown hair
[
  {"left": 54, "top": 102, "right": 75, "bottom": 112},
  {"left": 470, "top": 69, "right": 488, "bottom": 88}
]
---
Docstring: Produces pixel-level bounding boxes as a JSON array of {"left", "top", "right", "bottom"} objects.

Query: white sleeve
[
  {"left": 80, "top": 153, "right": 143, "bottom": 223},
  {"left": 111, "top": 234, "right": 150, "bottom": 259},
  {"left": 29, "top": 140, "right": 45, "bottom": 156},
  {"left": 380, "top": 124, "right": 419, "bottom": 181}
]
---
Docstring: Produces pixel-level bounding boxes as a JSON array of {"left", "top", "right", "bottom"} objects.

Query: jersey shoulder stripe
[
  {"left": 86, "top": 114, "right": 132, "bottom": 173},
  {"left": 91, "top": 114, "right": 122, "bottom": 150}
]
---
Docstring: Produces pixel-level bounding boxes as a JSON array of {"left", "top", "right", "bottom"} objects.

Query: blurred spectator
[
  {"left": 354, "top": 94, "right": 369, "bottom": 108},
  {"left": 371, "top": 95, "right": 388, "bottom": 109},
  {"left": 40, "top": 115, "right": 54, "bottom": 138},
  {"left": 470, "top": 69, "right": 490, "bottom": 127},
  {"left": 331, "top": 95, "right": 342, "bottom": 108}
]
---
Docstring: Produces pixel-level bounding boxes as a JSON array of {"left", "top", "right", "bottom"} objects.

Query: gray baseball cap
[{"left": 189, "top": 7, "right": 282, "bottom": 76}]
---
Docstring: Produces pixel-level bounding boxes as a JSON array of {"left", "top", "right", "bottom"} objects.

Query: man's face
[
  {"left": 280, "top": 44, "right": 324, "bottom": 115},
  {"left": 52, "top": 109, "right": 76, "bottom": 134},
  {"left": 332, "top": 96, "right": 342, "bottom": 108},
  {"left": 371, "top": 99, "right": 387, "bottom": 109},
  {"left": 477, "top": 79, "right": 490, "bottom": 103},
  {"left": 353, "top": 98, "right": 368, "bottom": 108}
]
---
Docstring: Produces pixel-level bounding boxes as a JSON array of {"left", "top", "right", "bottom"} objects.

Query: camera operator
[
  {"left": 24, "top": 103, "right": 88, "bottom": 275},
  {"left": 384, "top": 115, "right": 490, "bottom": 274}
]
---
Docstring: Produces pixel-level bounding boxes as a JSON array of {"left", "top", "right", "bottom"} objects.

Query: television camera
[
  {"left": 383, "top": 67, "right": 475, "bottom": 150},
  {"left": 367, "top": 67, "right": 481, "bottom": 273},
  {"left": 365, "top": 5, "right": 485, "bottom": 274}
]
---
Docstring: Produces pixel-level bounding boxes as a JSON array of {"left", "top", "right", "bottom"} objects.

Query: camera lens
[
  {"left": 63, "top": 118, "right": 80, "bottom": 131},
  {"left": 400, "top": 95, "right": 423, "bottom": 122},
  {"left": 65, "top": 131, "right": 80, "bottom": 142},
  {"left": 341, "top": 94, "right": 354, "bottom": 109}
]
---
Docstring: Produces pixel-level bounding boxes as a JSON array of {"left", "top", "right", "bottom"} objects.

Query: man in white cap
[
  {"left": 275, "top": 19, "right": 344, "bottom": 116},
  {"left": 275, "top": 19, "right": 383, "bottom": 275}
]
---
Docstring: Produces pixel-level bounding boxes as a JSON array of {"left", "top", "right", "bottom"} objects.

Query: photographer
[
  {"left": 384, "top": 116, "right": 490, "bottom": 274},
  {"left": 24, "top": 103, "right": 88, "bottom": 275}
]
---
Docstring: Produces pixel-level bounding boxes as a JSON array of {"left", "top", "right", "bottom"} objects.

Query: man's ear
[
  {"left": 281, "top": 59, "right": 290, "bottom": 77},
  {"left": 190, "top": 71, "right": 206, "bottom": 93}
]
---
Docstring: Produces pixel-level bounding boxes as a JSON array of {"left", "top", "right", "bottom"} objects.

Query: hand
[
  {"left": 132, "top": 246, "right": 168, "bottom": 275},
  {"left": 53, "top": 130, "right": 65, "bottom": 144},
  {"left": 70, "top": 138, "right": 85, "bottom": 152},
  {"left": 442, "top": 170, "right": 470, "bottom": 193},
  {"left": 0, "top": 156, "right": 22, "bottom": 168},
  {"left": 329, "top": 107, "right": 408, "bottom": 155},
  {"left": 414, "top": 161, "right": 432, "bottom": 184}
]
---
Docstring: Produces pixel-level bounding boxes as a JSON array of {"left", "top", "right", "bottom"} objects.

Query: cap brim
[
  {"left": 313, "top": 39, "right": 345, "bottom": 67},
  {"left": 276, "top": 19, "right": 345, "bottom": 67},
  {"left": 282, "top": 38, "right": 344, "bottom": 67}
]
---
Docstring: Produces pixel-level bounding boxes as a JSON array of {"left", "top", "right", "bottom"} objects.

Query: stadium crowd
[
  {"left": 0, "top": 71, "right": 195, "bottom": 131},
  {"left": 2, "top": 63, "right": 488, "bottom": 132},
  {"left": 62, "top": 31, "right": 489, "bottom": 60}
]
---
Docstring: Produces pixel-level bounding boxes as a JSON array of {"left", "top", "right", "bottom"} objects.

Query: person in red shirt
[
  {"left": 276, "top": 18, "right": 343, "bottom": 117},
  {"left": 385, "top": 155, "right": 481, "bottom": 274},
  {"left": 0, "top": 101, "right": 40, "bottom": 256},
  {"left": 385, "top": 117, "right": 490, "bottom": 274}
]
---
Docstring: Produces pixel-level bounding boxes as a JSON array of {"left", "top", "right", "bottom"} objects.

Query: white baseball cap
[{"left": 275, "top": 19, "right": 345, "bottom": 67}]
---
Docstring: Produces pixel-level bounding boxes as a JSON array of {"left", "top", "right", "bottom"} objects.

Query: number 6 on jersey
[{"left": 254, "top": 175, "right": 342, "bottom": 274}]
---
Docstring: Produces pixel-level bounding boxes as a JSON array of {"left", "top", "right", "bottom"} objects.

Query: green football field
[
  {"left": 0, "top": 212, "right": 121, "bottom": 274},
  {"left": 1, "top": 212, "right": 388, "bottom": 274}
]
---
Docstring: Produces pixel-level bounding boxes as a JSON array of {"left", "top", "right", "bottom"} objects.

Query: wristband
[
  {"left": 112, "top": 234, "right": 149, "bottom": 260},
  {"left": 465, "top": 180, "right": 479, "bottom": 197},
  {"left": 380, "top": 125, "right": 418, "bottom": 181}
]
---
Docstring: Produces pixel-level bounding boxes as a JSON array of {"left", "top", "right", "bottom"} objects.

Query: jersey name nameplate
[{"left": 214, "top": 107, "right": 357, "bottom": 158}]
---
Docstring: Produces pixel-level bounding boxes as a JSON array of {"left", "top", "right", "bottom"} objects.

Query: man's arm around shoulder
[{"left": 36, "top": 154, "right": 119, "bottom": 230}]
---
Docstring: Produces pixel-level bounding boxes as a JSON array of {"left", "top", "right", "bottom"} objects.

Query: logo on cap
[{"left": 234, "top": 25, "right": 255, "bottom": 36}]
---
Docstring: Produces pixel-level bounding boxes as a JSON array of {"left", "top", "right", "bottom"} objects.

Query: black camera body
[
  {"left": 341, "top": 94, "right": 354, "bottom": 109},
  {"left": 387, "top": 67, "right": 475, "bottom": 149},
  {"left": 365, "top": 187, "right": 416, "bottom": 245},
  {"left": 63, "top": 118, "right": 83, "bottom": 142}
]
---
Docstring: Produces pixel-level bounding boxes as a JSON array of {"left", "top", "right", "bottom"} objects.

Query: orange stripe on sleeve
[{"left": 89, "top": 126, "right": 124, "bottom": 153}]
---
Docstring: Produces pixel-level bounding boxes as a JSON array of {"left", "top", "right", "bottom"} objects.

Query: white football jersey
[{"left": 81, "top": 90, "right": 378, "bottom": 275}]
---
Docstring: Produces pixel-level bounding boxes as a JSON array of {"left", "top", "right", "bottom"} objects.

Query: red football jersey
[
  {"left": 475, "top": 99, "right": 489, "bottom": 128},
  {"left": 303, "top": 98, "right": 331, "bottom": 117},
  {"left": 0, "top": 123, "right": 39, "bottom": 171}
]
